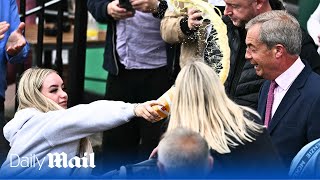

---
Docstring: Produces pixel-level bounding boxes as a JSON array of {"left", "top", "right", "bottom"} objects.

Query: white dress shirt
[{"left": 272, "top": 58, "right": 305, "bottom": 117}]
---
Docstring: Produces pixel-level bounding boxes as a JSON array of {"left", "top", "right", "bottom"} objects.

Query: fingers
[
  {"left": 0, "top": 21, "right": 9, "bottom": 29},
  {"left": 0, "top": 21, "right": 10, "bottom": 40},
  {"left": 6, "top": 36, "right": 26, "bottom": 56},
  {"left": 135, "top": 101, "right": 161, "bottom": 121},
  {"left": 130, "top": 0, "right": 158, "bottom": 13},
  {"left": 187, "top": 8, "right": 203, "bottom": 30},
  {"left": 146, "top": 100, "right": 165, "bottom": 107},
  {"left": 6, "top": 46, "right": 19, "bottom": 56},
  {"left": 16, "top": 22, "right": 25, "bottom": 34},
  {"left": 108, "top": 0, "right": 134, "bottom": 20},
  {"left": 6, "top": 44, "right": 24, "bottom": 56},
  {"left": 0, "top": 21, "right": 8, "bottom": 25},
  {"left": 144, "top": 101, "right": 162, "bottom": 118},
  {"left": 140, "top": 104, "right": 159, "bottom": 120}
]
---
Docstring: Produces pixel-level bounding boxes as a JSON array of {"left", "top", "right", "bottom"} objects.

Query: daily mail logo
[{"left": 10, "top": 152, "right": 95, "bottom": 170}]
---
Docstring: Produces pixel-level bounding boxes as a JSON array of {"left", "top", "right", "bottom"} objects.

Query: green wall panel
[{"left": 85, "top": 48, "right": 107, "bottom": 95}]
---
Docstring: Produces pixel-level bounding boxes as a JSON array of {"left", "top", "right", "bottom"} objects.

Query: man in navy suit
[{"left": 245, "top": 10, "right": 320, "bottom": 169}]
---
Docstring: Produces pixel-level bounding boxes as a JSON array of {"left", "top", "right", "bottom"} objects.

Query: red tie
[{"left": 264, "top": 81, "right": 277, "bottom": 127}]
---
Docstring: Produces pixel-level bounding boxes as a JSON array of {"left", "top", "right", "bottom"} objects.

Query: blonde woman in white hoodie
[{"left": 0, "top": 68, "right": 161, "bottom": 178}]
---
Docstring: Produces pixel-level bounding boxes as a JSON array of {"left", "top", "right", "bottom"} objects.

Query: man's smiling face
[{"left": 245, "top": 23, "right": 277, "bottom": 80}]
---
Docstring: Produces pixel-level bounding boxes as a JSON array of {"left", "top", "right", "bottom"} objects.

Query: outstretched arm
[{"left": 41, "top": 100, "right": 162, "bottom": 146}]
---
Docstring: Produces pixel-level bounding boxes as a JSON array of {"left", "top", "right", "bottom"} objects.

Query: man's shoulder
[
  {"left": 305, "top": 68, "right": 320, "bottom": 87},
  {"left": 295, "top": 63, "right": 320, "bottom": 85}
]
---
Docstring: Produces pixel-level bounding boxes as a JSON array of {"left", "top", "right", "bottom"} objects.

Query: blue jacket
[
  {"left": 289, "top": 138, "right": 320, "bottom": 178},
  {"left": 0, "top": 0, "right": 29, "bottom": 100}
]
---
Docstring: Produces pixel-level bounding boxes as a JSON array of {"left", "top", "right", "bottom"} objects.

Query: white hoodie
[{"left": 0, "top": 100, "right": 135, "bottom": 178}]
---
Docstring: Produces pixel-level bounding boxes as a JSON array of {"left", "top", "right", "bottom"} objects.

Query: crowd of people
[{"left": 1, "top": 0, "right": 320, "bottom": 178}]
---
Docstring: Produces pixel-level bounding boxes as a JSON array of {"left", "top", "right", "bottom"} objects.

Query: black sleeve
[
  {"left": 300, "top": 28, "right": 320, "bottom": 75},
  {"left": 87, "top": 0, "right": 114, "bottom": 23},
  {"left": 152, "top": 0, "right": 168, "bottom": 19},
  {"left": 180, "top": 17, "right": 198, "bottom": 36}
]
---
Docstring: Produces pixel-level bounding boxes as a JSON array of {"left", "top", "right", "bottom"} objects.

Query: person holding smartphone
[{"left": 87, "top": 0, "right": 180, "bottom": 174}]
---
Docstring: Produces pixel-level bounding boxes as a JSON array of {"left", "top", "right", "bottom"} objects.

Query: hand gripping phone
[{"left": 119, "top": 0, "right": 134, "bottom": 11}]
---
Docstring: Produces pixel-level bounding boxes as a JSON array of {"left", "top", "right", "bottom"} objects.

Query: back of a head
[
  {"left": 245, "top": 10, "right": 302, "bottom": 55},
  {"left": 18, "top": 68, "right": 62, "bottom": 112},
  {"left": 157, "top": 127, "right": 212, "bottom": 178},
  {"left": 168, "top": 61, "right": 263, "bottom": 154},
  {"left": 169, "top": 61, "right": 230, "bottom": 133}
]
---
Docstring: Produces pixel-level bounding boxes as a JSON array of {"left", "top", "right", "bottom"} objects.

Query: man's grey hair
[
  {"left": 245, "top": 10, "right": 302, "bottom": 55},
  {"left": 157, "top": 127, "right": 211, "bottom": 177}
]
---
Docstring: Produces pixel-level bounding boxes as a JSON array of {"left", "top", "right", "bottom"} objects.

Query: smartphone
[{"left": 119, "top": 0, "right": 134, "bottom": 11}]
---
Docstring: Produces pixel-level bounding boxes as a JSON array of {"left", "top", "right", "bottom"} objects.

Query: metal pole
[
  {"left": 36, "top": 0, "right": 46, "bottom": 67},
  {"left": 67, "top": 0, "right": 88, "bottom": 107},
  {"left": 15, "top": 0, "right": 27, "bottom": 111},
  {"left": 54, "top": 0, "right": 64, "bottom": 76},
  {"left": 20, "top": 0, "right": 26, "bottom": 22}
]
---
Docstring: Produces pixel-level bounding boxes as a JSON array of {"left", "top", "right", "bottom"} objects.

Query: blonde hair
[
  {"left": 18, "top": 68, "right": 63, "bottom": 112},
  {"left": 168, "top": 61, "right": 263, "bottom": 154},
  {"left": 17, "top": 67, "right": 92, "bottom": 156}
]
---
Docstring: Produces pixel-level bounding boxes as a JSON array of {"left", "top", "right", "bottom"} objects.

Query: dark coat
[
  {"left": 210, "top": 114, "right": 286, "bottom": 178},
  {"left": 257, "top": 64, "right": 320, "bottom": 169}
]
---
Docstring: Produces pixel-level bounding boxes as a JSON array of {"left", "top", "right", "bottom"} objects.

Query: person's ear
[
  {"left": 274, "top": 44, "right": 284, "bottom": 59},
  {"left": 255, "top": 0, "right": 264, "bottom": 10}
]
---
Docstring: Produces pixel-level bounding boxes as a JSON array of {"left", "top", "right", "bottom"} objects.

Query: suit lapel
[
  {"left": 258, "top": 81, "right": 269, "bottom": 121},
  {"left": 268, "top": 87, "right": 300, "bottom": 133},
  {"left": 268, "top": 65, "right": 312, "bottom": 133}
]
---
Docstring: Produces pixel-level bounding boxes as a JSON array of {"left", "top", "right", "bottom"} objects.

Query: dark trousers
[
  {"left": 99, "top": 65, "right": 172, "bottom": 173},
  {"left": 0, "top": 98, "right": 9, "bottom": 164}
]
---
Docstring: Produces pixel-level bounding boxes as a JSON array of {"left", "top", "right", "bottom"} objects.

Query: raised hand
[
  {"left": 187, "top": 8, "right": 203, "bottom": 30},
  {"left": 0, "top": 21, "right": 10, "bottom": 40},
  {"left": 6, "top": 22, "right": 27, "bottom": 56},
  {"left": 130, "top": 0, "right": 158, "bottom": 13},
  {"left": 107, "top": 0, "right": 134, "bottom": 20}
]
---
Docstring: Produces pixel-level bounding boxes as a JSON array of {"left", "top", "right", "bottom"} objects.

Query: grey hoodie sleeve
[{"left": 42, "top": 100, "right": 135, "bottom": 147}]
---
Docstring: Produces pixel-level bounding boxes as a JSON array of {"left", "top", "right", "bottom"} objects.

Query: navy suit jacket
[{"left": 257, "top": 63, "right": 320, "bottom": 169}]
